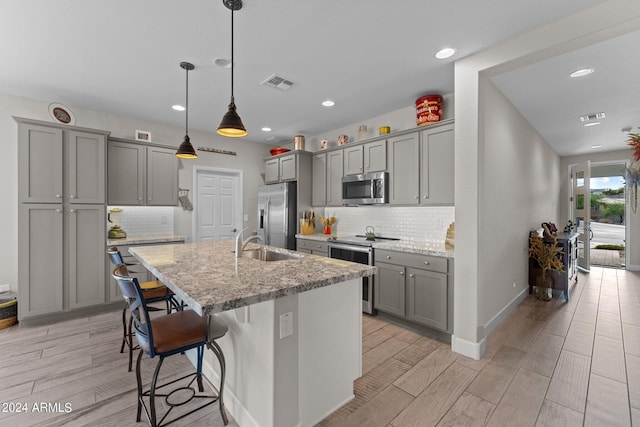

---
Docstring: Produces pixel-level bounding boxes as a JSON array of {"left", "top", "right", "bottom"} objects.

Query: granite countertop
[
  {"left": 295, "top": 233, "right": 454, "bottom": 258},
  {"left": 129, "top": 239, "right": 376, "bottom": 316},
  {"left": 107, "top": 234, "right": 186, "bottom": 246}
]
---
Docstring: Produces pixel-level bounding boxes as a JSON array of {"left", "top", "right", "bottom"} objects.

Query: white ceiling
[{"left": 3, "top": 0, "right": 630, "bottom": 156}]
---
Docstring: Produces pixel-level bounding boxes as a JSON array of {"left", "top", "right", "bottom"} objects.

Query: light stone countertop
[
  {"left": 295, "top": 233, "right": 454, "bottom": 258},
  {"left": 107, "top": 234, "right": 186, "bottom": 246},
  {"left": 129, "top": 239, "right": 376, "bottom": 316}
]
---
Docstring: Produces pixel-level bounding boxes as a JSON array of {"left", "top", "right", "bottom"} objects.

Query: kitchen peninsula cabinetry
[
  {"left": 374, "top": 249, "right": 452, "bottom": 333},
  {"left": 312, "top": 150, "right": 344, "bottom": 207},
  {"left": 344, "top": 140, "right": 386, "bottom": 176},
  {"left": 16, "top": 117, "right": 109, "bottom": 319},
  {"left": 107, "top": 138, "right": 178, "bottom": 206},
  {"left": 388, "top": 120, "right": 454, "bottom": 206}
]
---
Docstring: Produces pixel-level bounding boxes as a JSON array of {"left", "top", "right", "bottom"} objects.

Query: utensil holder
[
  {"left": 323, "top": 225, "right": 332, "bottom": 234},
  {"left": 300, "top": 219, "right": 315, "bottom": 235}
]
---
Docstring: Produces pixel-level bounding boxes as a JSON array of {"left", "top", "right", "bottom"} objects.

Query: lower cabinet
[
  {"left": 18, "top": 204, "right": 106, "bottom": 319},
  {"left": 296, "top": 238, "right": 328, "bottom": 257},
  {"left": 374, "top": 249, "right": 452, "bottom": 333}
]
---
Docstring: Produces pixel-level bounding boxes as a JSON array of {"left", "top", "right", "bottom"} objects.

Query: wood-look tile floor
[
  {"left": 1, "top": 266, "right": 638, "bottom": 426},
  {"left": 320, "top": 267, "right": 640, "bottom": 427},
  {"left": 0, "top": 306, "right": 237, "bottom": 427}
]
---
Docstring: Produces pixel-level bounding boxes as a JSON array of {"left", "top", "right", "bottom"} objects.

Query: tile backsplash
[
  {"left": 320, "top": 206, "right": 455, "bottom": 242},
  {"left": 107, "top": 206, "right": 174, "bottom": 236}
]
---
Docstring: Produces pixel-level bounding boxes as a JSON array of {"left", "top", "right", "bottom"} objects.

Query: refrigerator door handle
[
  {"left": 258, "top": 209, "right": 264, "bottom": 230},
  {"left": 265, "top": 197, "right": 271, "bottom": 245}
]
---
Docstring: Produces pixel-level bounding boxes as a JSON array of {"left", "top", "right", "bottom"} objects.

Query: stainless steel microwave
[{"left": 342, "top": 171, "right": 388, "bottom": 205}]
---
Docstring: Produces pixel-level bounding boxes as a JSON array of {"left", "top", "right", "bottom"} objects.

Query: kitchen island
[{"left": 129, "top": 240, "right": 375, "bottom": 427}]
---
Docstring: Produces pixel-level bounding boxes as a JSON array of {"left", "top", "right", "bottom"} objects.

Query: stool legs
[
  {"left": 207, "top": 340, "right": 229, "bottom": 425},
  {"left": 135, "top": 350, "right": 144, "bottom": 423},
  {"left": 120, "top": 304, "right": 128, "bottom": 354}
]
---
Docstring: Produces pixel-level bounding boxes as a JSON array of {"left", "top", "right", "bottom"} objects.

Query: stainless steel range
[{"left": 328, "top": 235, "right": 399, "bottom": 314}]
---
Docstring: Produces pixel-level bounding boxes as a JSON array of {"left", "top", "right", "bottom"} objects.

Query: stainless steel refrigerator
[{"left": 257, "top": 182, "right": 297, "bottom": 249}]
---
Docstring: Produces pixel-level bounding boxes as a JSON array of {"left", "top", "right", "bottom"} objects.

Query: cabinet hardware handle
[
  {"left": 70, "top": 195, "right": 75, "bottom": 199},
  {"left": 386, "top": 255, "right": 391, "bottom": 259},
  {"left": 400, "top": 271, "right": 404, "bottom": 275},
  {"left": 410, "top": 274, "right": 415, "bottom": 278},
  {"left": 70, "top": 209, "right": 75, "bottom": 213},
  {"left": 424, "top": 261, "right": 430, "bottom": 265},
  {"left": 56, "top": 194, "right": 61, "bottom": 198},
  {"left": 56, "top": 209, "right": 62, "bottom": 213},
  {"left": 414, "top": 196, "right": 419, "bottom": 199}
]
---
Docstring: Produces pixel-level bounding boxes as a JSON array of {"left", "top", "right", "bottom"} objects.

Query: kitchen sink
[{"left": 241, "top": 248, "right": 303, "bottom": 262}]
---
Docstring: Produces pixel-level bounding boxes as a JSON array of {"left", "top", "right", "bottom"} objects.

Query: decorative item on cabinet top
[
  {"left": 135, "top": 130, "right": 151, "bottom": 142},
  {"left": 48, "top": 102, "right": 76, "bottom": 125},
  {"left": 197, "top": 146, "right": 237, "bottom": 156}
]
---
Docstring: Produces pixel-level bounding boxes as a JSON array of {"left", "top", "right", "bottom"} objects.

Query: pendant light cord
[
  {"left": 185, "top": 67, "right": 189, "bottom": 135},
  {"left": 230, "top": 9, "right": 234, "bottom": 102}
]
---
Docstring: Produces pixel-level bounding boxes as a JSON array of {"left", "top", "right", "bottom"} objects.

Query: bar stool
[
  {"left": 107, "top": 247, "right": 183, "bottom": 371},
  {"left": 113, "top": 265, "right": 229, "bottom": 426}
]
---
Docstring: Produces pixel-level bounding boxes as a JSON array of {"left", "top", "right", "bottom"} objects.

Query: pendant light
[
  {"left": 217, "top": 0, "right": 247, "bottom": 138},
  {"left": 176, "top": 61, "right": 198, "bottom": 159}
]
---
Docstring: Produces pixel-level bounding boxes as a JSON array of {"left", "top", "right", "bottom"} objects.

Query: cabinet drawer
[
  {"left": 297, "top": 239, "right": 328, "bottom": 253},
  {"left": 374, "top": 249, "right": 447, "bottom": 273}
]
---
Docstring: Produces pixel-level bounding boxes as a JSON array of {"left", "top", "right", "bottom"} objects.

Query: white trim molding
[{"left": 451, "top": 334, "right": 487, "bottom": 361}]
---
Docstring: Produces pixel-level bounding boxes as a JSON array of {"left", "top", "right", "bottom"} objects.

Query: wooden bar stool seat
[{"left": 112, "top": 265, "right": 229, "bottom": 426}]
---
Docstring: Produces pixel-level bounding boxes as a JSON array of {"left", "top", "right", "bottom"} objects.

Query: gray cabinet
[
  {"left": 16, "top": 118, "right": 109, "bottom": 320},
  {"left": 312, "top": 150, "right": 344, "bottom": 207},
  {"left": 388, "top": 133, "right": 420, "bottom": 204},
  {"left": 374, "top": 248, "right": 452, "bottom": 333},
  {"left": 265, "top": 152, "right": 297, "bottom": 183},
  {"left": 312, "top": 153, "right": 327, "bottom": 206},
  {"left": 419, "top": 123, "right": 454, "bottom": 205},
  {"left": 296, "top": 238, "right": 329, "bottom": 257},
  {"left": 107, "top": 140, "right": 178, "bottom": 206},
  {"left": 344, "top": 141, "right": 387, "bottom": 176}
]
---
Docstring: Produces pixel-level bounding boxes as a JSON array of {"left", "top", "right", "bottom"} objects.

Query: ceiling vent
[
  {"left": 261, "top": 74, "right": 295, "bottom": 91},
  {"left": 580, "top": 112, "right": 606, "bottom": 122}
]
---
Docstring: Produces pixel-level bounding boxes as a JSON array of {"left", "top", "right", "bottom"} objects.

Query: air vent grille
[
  {"left": 262, "top": 74, "right": 295, "bottom": 91},
  {"left": 580, "top": 112, "right": 606, "bottom": 122}
]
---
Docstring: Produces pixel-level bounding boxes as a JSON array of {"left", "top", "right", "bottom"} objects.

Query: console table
[{"left": 528, "top": 232, "right": 579, "bottom": 301}]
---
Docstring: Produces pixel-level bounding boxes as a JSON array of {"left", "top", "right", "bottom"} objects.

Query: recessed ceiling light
[
  {"left": 435, "top": 48, "right": 456, "bottom": 59},
  {"left": 172, "top": 104, "right": 185, "bottom": 111},
  {"left": 322, "top": 100, "right": 335, "bottom": 107},
  {"left": 261, "top": 127, "right": 272, "bottom": 132},
  {"left": 584, "top": 122, "right": 601, "bottom": 127},
  {"left": 570, "top": 68, "right": 594, "bottom": 78},
  {"left": 592, "top": 145, "right": 603, "bottom": 149},
  {"left": 214, "top": 58, "right": 231, "bottom": 68}
]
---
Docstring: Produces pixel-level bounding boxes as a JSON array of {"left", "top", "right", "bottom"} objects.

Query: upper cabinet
[
  {"left": 312, "top": 153, "right": 327, "bottom": 206},
  {"left": 312, "top": 150, "right": 344, "bottom": 207},
  {"left": 17, "top": 121, "right": 107, "bottom": 204},
  {"left": 107, "top": 139, "right": 178, "bottom": 206},
  {"left": 389, "top": 121, "right": 454, "bottom": 206},
  {"left": 344, "top": 140, "right": 387, "bottom": 176},
  {"left": 419, "top": 123, "right": 454, "bottom": 205},
  {"left": 265, "top": 152, "right": 298, "bottom": 183}
]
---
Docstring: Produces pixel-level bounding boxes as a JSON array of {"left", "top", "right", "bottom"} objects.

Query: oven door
[{"left": 328, "top": 243, "right": 374, "bottom": 314}]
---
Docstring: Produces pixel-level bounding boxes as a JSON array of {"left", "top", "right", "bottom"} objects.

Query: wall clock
[{"left": 48, "top": 103, "right": 76, "bottom": 125}]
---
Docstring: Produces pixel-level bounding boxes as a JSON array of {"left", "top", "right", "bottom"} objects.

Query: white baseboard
[
  {"left": 0, "top": 284, "right": 11, "bottom": 293},
  {"left": 484, "top": 287, "right": 529, "bottom": 337},
  {"left": 627, "top": 264, "right": 640, "bottom": 272},
  {"left": 451, "top": 334, "right": 486, "bottom": 360}
]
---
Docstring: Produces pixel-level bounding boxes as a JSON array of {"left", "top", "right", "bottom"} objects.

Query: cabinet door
[
  {"left": 147, "top": 146, "right": 178, "bottom": 206},
  {"left": 364, "top": 140, "right": 387, "bottom": 173},
  {"left": 420, "top": 124, "right": 454, "bottom": 205},
  {"left": 406, "top": 267, "right": 448, "bottom": 330},
  {"left": 66, "top": 130, "right": 106, "bottom": 204},
  {"left": 312, "top": 153, "right": 327, "bottom": 206},
  {"left": 374, "top": 261, "right": 405, "bottom": 317},
  {"left": 108, "top": 141, "right": 145, "bottom": 205},
  {"left": 388, "top": 133, "right": 419, "bottom": 205},
  {"left": 280, "top": 154, "right": 297, "bottom": 181},
  {"left": 327, "top": 150, "right": 344, "bottom": 206},
  {"left": 344, "top": 145, "right": 364, "bottom": 176},
  {"left": 265, "top": 158, "right": 280, "bottom": 183},
  {"left": 68, "top": 205, "right": 106, "bottom": 309},
  {"left": 18, "top": 124, "right": 63, "bottom": 203},
  {"left": 18, "top": 204, "right": 64, "bottom": 318}
]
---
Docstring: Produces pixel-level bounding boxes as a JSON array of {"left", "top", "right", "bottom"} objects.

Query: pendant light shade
[
  {"left": 176, "top": 61, "right": 198, "bottom": 159},
  {"left": 217, "top": 0, "right": 247, "bottom": 138}
]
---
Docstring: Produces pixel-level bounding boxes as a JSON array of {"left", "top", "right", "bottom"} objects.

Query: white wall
[{"left": 1, "top": 92, "right": 269, "bottom": 293}]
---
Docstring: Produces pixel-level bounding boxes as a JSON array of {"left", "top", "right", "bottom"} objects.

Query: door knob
[
  {"left": 399, "top": 271, "right": 404, "bottom": 275},
  {"left": 231, "top": 228, "right": 237, "bottom": 233}
]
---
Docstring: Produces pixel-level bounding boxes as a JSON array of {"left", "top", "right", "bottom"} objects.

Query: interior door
[
  {"left": 572, "top": 161, "right": 591, "bottom": 271},
  {"left": 195, "top": 168, "right": 241, "bottom": 242}
]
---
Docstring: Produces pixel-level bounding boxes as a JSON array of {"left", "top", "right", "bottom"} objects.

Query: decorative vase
[
  {"left": 323, "top": 225, "right": 332, "bottom": 234},
  {"left": 535, "top": 275, "right": 553, "bottom": 301}
]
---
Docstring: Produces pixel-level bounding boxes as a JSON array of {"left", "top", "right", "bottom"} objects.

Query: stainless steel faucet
[{"left": 235, "top": 228, "right": 262, "bottom": 257}]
